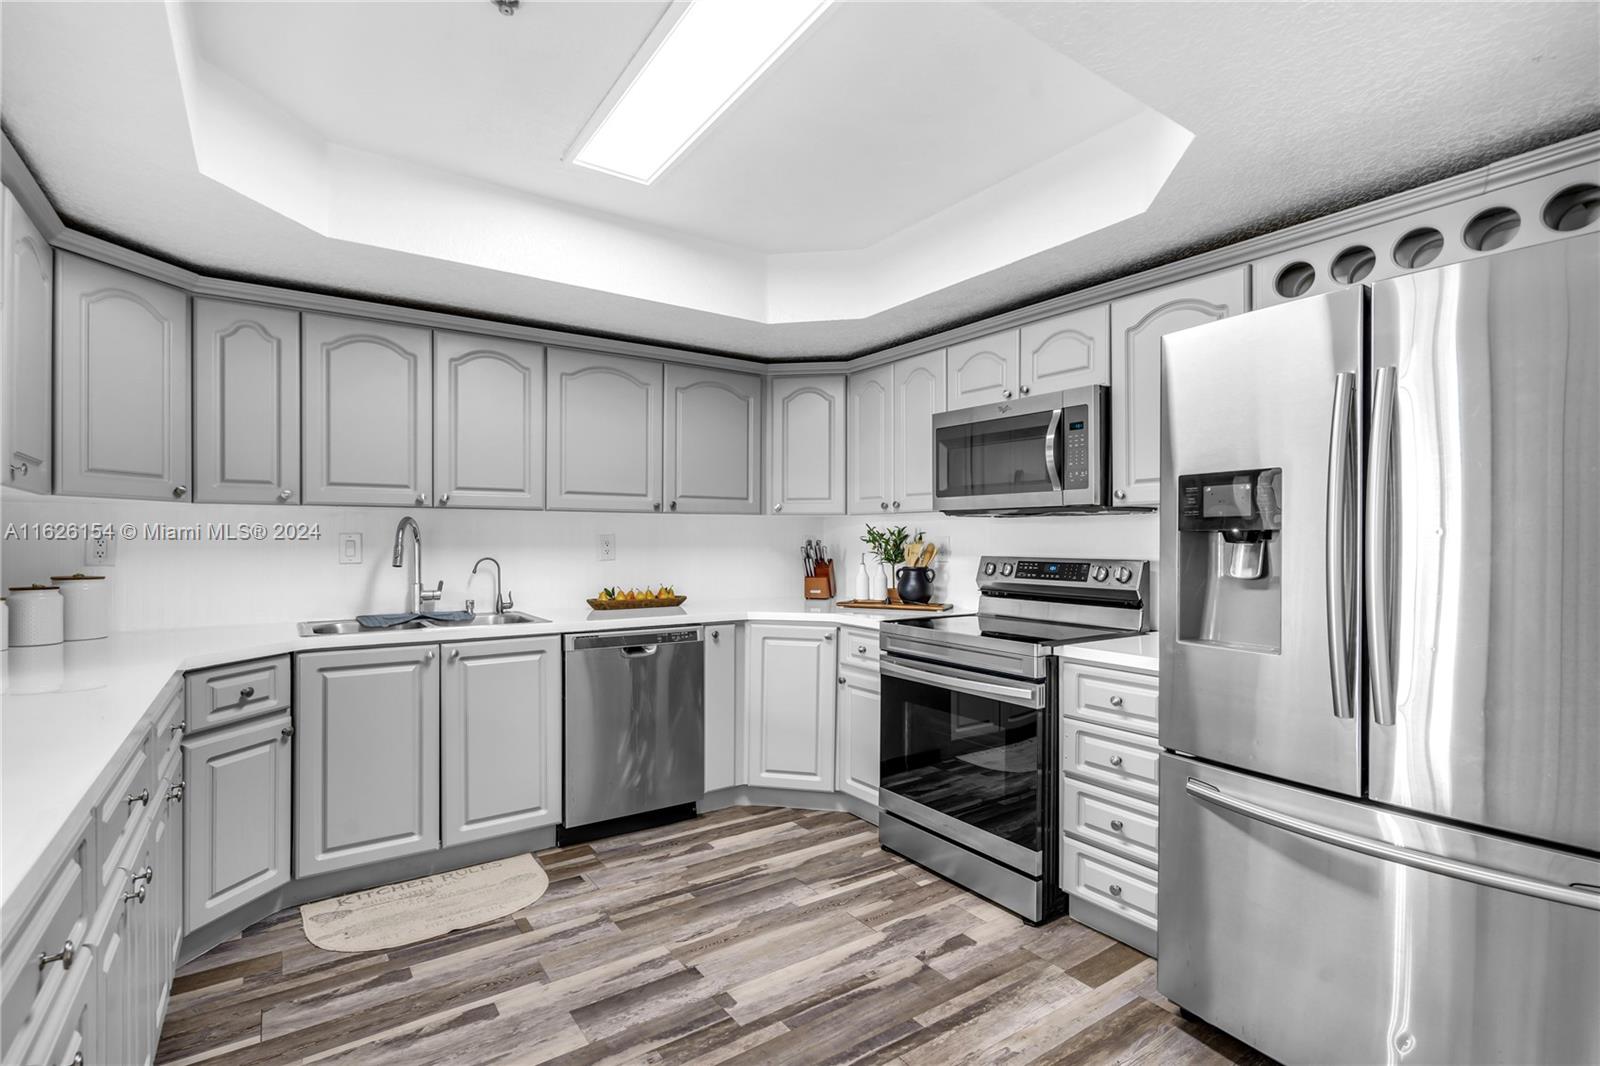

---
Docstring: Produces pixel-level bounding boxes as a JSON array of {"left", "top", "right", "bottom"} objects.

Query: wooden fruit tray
[
  {"left": 835, "top": 600, "right": 952, "bottom": 612},
  {"left": 586, "top": 595, "right": 687, "bottom": 610}
]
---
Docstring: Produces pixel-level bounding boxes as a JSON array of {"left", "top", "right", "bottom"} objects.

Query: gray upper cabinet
[
  {"left": 301, "top": 313, "right": 432, "bottom": 507},
  {"left": 1020, "top": 305, "right": 1110, "bottom": 394},
  {"left": 891, "top": 350, "right": 945, "bottom": 513},
  {"left": 664, "top": 363, "right": 761, "bottom": 514},
  {"left": 192, "top": 299, "right": 300, "bottom": 504},
  {"left": 846, "top": 364, "right": 893, "bottom": 514},
  {"left": 182, "top": 713, "right": 291, "bottom": 934},
  {"left": 54, "top": 253, "right": 190, "bottom": 500},
  {"left": 441, "top": 636, "right": 561, "bottom": 848},
  {"left": 547, "top": 349, "right": 663, "bottom": 512},
  {"left": 295, "top": 645, "right": 441, "bottom": 877},
  {"left": 1110, "top": 267, "right": 1247, "bottom": 507},
  {"left": 767, "top": 374, "right": 846, "bottom": 514},
  {"left": 946, "top": 329, "right": 1019, "bottom": 409},
  {"left": 2, "top": 188, "right": 53, "bottom": 494},
  {"left": 434, "top": 331, "right": 545, "bottom": 510}
]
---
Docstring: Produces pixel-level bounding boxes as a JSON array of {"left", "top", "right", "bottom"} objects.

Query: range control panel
[{"left": 978, "top": 556, "right": 1148, "bottom": 588}]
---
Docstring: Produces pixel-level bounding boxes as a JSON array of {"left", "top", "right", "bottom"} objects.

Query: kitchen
[{"left": 1, "top": 2, "right": 1596, "bottom": 1064}]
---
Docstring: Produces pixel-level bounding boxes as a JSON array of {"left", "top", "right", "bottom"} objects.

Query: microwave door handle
[
  {"left": 1044, "top": 409, "right": 1063, "bottom": 492},
  {"left": 1326, "top": 371, "right": 1357, "bottom": 720},
  {"left": 1366, "top": 366, "right": 1398, "bottom": 727}
]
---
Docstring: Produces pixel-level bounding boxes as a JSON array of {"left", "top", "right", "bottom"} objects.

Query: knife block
[{"left": 804, "top": 562, "right": 834, "bottom": 600}]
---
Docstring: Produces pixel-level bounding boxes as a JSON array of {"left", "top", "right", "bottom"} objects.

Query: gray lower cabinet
[
  {"left": 766, "top": 375, "right": 846, "bottom": 515},
  {"left": 441, "top": 637, "right": 561, "bottom": 847},
  {"left": 301, "top": 313, "right": 433, "bottom": 507},
  {"left": 547, "top": 349, "right": 663, "bottom": 512},
  {"left": 54, "top": 252, "right": 191, "bottom": 500},
  {"left": 2, "top": 186, "right": 53, "bottom": 494},
  {"left": 1109, "top": 267, "right": 1246, "bottom": 507},
  {"left": 663, "top": 363, "right": 761, "bottom": 514},
  {"left": 295, "top": 645, "right": 441, "bottom": 876},
  {"left": 745, "top": 624, "right": 837, "bottom": 792},
  {"left": 434, "top": 331, "right": 545, "bottom": 510},
  {"left": 704, "top": 623, "right": 740, "bottom": 792},
  {"left": 835, "top": 666, "right": 880, "bottom": 807},
  {"left": 182, "top": 713, "right": 292, "bottom": 934},
  {"left": 192, "top": 298, "right": 301, "bottom": 504}
]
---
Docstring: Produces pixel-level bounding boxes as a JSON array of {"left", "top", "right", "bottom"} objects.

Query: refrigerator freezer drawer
[
  {"left": 1061, "top": 838, "right": 1158, "bottom": 930},
  {"left": 1060, "top": 663, "right": 1158, "bottom": 737},
  {"left": 1159, "top": 753, "right": 1600, "bottom": 1065},
  {"left": 1062, "top": 719, "right": 1159, "bottom": 800},
  {"left": 1061, "top": 776, "right": 1159, "bottom": 868}
]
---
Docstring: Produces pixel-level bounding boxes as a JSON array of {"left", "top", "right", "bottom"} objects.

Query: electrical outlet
[
  {"left": 338, "top": 532, "right": 363, "bottom": 565},
  {"left": 596, "top": 533, "right": 616, "bottom": 562},
  {"left": 85, "top": 530, "right": 117, "bottom": 566}
]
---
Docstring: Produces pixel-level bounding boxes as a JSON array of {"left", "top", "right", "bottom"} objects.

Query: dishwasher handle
[{"left": 620, "top": 644, "right": 659, "bottom": 658}]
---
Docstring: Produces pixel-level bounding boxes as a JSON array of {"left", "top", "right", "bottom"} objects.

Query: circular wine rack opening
[
  {"left": 1463, "top": 207, "right": 1521, "bottom": 252},
  {"left": 1393, "top": 227, "right": 1444, "bottom": 270},
  {"left": 1274, "top": 261, "right": 1316, "bottom": 299},
  {"left": 1329, "top": 246, "right": 1376, "bottom": 285},
  {"left": 1542, "top": 184, "right": 1600, "bottom": 232}
]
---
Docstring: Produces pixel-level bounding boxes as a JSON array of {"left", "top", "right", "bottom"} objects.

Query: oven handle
[
  {"left": 880, "top": 658, "right": 1046, "bottom": 709},
  {"left": 1044, "top": 409, "right": 1063, "bottom": 492}
]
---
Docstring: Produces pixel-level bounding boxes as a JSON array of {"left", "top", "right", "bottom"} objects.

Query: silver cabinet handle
[
  {"left": 1108, "top": 755, "right": 1124, "bottom": 767},
  {"left": 122, "top": 883, "right": 146, "bottom": 905},
  {"left": 281, "top": 725, "right": 295, "bottom": 739},
  {"left": 1109, "top": 819, "right": 1124, "bottom": 832},
  {"left": 1366, "top": 365, "right": 1398, "bottom": 727},
  {"left": 1325, "top": 370, "right": 1357, "bottom": 720},
  {"left": 1001, "top": 389, "right": 1013, "bottom": 399},
  {"left": 1108, "top": 883, "right": 1123, "bottom": 897},
  {"left": 425, "top": 650, "right": 435, "bottom": 661},
  {"left": 168, "top": 782, "right": 185, "bottom": 802},
  {"left": 72, "top": 1054, "right": 83, "bottom": 1066},
  {"left": 823, "top": 631, "right": 833, "bottom": 641},
  {"left": 710, "top": 629, "right": 720, "bottom": 643},
  {"left": 38, "top": 939, "right": 75, "bottom": 971},
  {"left": 773, "top": 503, "right": 783, "bottom": 513},
  {"left": 277, "top": 488, "right": 292, "bottom": 501},
  {"left": 415, "top": 494, "right": 426, "bottom": 505},
  {"left": 171, "top": 721, "right": 186, "bottom": 736},
  {"left": 172, "top": 485, "right": 187, "bottom": 499},
  {"left": 1020, "top": 385, "right": 1031, "bottom": 395},
  {"left": 133, "top": 865, "right": 154, "bottom": 886},
  {"left": 125, "top": 788, "right": 150, "bottom": 808},
  {"left": 1114, "top": 489, "right": 1127, "bottom": 500},
  {"left": 856, "top": 644, "right": 867, "bottom": 654},
  {"left": 239, "top": 685, "right": 255, "bottom": 700},
  {"left": 449, "top": 648, "right": 460, "bottom": 661},
  {"left": 1108, "top": 695, "right": 1123, "bottom": 707},
  {"left": 1185, "top": 777, "right": 1600, "bottom": 912},
  {"left": 440, "top": 493, "right": 450, "bottom": 506}
]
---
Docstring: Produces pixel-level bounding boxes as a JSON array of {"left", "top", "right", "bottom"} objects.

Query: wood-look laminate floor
[{"left": 157, "top": 806, "right": 1272, "bottom": 1066}]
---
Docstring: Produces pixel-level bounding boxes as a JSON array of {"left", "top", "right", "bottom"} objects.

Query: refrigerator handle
[
  {"left": 1185, "top": 777, "right": 1600, "bottom": 912},
  {"left": 1325, "top": 371, "right": 1357, "bottom": 719},
  {"left": 1366, "top": 366, "right": 1398, "bottom": 727}
]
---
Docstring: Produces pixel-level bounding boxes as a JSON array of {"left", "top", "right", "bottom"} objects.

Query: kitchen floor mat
[{"left": 299, "top": 853, "right": 549, "bottom": 952}]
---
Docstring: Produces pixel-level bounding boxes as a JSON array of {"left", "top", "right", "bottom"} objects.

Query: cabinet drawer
[
  {"left": 94, "top": 737, "right": 153, "bottom": 892},
  {"left": 1061, "top": 719, "right": 1159, "bottom": 801},
  {"left": 839, "top": 628, "right": 880, "bottom": 672},
  {"left": 1061, "top": 839, "right": 1158, "bottom": 931},
  {"left": 1061, "top": 777, "right": 1159, "bottom": 869},
  {"left": 1060, "top": 663, "right": 1157, "bottom": 736},
  {"left": 186, "top": 656, "right": 290, "bottom": 732},
  {"left": 1, "top": 816, "right": 94, "bottom": 1063}
]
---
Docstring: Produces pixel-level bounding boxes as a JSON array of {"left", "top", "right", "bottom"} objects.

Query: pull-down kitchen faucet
[{"left": 392, "top": 515, "right": 443, "bottom": 614}]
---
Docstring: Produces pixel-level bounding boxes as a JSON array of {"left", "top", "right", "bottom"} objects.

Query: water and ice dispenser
[{"left": 1176, "top": 468, "right": 1283, "bottom": 652}]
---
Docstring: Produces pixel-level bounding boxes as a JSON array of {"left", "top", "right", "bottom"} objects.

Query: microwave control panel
[{"left": 1060, "top": 403, "right": 1090, "bottom": 490}]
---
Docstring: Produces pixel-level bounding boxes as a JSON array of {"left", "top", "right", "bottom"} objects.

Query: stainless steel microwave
[{"left": 932, "top": 386, "right": 1108, "bottom": 515}]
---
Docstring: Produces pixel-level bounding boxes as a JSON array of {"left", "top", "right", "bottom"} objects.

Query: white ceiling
[{"left": 3, "top": 2, "right": 1597, "bottom": 359}]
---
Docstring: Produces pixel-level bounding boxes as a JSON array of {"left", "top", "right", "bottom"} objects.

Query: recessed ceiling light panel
[{"left": 572, "top": 0, "right": 832, "bottom": 185}]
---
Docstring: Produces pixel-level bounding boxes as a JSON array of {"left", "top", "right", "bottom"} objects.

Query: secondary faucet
[
  {"left": 392, "top": 515, "right": 443, "bottom": 614},
  {"left": 469, "top": 556, "right": 514, "bottom": 615}
]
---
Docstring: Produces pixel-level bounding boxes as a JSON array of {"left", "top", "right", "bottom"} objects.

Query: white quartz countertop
[
  {"left": 1055, "top": 632, "right": 1161, "bottom": 674},
  {"left": 0, "top": 599, "right": 905, "bottom": 911}
]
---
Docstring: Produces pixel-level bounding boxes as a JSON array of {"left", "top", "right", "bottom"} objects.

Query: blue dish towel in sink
[{"left": 356, "top": 611, "right": 475, "bottom": 628}]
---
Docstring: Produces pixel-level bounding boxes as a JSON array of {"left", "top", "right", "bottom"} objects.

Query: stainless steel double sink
[{"left": 296, "top": 612, "right": 548, "bottom": 637}]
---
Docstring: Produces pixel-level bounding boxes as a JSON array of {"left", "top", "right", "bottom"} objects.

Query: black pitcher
[{"left": 895, "top": 566, "right": 936, "bottom": 604}]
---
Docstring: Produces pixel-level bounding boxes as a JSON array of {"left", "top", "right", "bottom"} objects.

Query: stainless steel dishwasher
[{"left": 562, "top": 626, "right": 704, "bottom": 840}]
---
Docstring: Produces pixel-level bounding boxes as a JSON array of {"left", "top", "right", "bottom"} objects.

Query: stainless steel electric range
[{"left": 877, "top": 556, "right": 1152, "bottom": 923}]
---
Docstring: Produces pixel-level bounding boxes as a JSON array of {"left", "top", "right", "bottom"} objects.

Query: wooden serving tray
[
  {"left": 586, "top": 596, "right": 687, "bottom": 610},
  {"left": 835, "top": 600, "right": 953, "bottom": 612}
]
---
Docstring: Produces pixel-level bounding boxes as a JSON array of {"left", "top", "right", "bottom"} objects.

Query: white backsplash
[
  {"left": 1, "top": 493, "right": 823, "bottom": 632},
  {"left": 820, "top": 511, "right": 1160, "bottom": 610}
]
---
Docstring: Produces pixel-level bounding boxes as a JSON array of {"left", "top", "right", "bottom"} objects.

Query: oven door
[
  {"left": 878, "top": 656, "right": 1052, "bottom": 876},
  {"left": 933, "top": 397, "right": 1065, "bottom": 514}
]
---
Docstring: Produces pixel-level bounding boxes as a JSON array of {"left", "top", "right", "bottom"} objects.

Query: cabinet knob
[
  {"left": 653, "top": 501, "right": 661, "bottom": 511},
  {"left": 1108, "top": 754, "right": 1124, "bottom": 767},
  {"left": 1109, "top": 883, "right": 1123, "bottom": 897},
  {"left": 1114, "top": 490, "right": 1127, "bottom": 500},
  {"left": 239, "top": 685, "right": 255, "bottom": 700},
  {"left": 669, "top": 500, "right": 677, "bottom": 511},
  {"left": 892, "top": 500, "right": 900, "bottom": 509},
  {"left": 773, "top": 504, "right": 783, "bottom": 513},
  {"left": 281, "top": 724, "right": 295, "bottom": 739},
  {"left": 172, "top": 485, "right": 188, "bottom": 499},
  {"left": 1020, "top": 385, "right": 1031, "bottom": 395},
  {"left": 440, "top": 493, "right": 450, "bottom": 506},
  {"left": 823, "top": 632, "right": 833, "bottom": 642},
  {"left": 416, "top": 494, "right": 426, "bottom": 506},
  {"left": 38, "top": 939, "right": 75, "bottom": 971},
  {"left": 1109, "top": 818, "right": 1124, "bottom": 832},
  {"left": 449, "top": 648, "right": 460, "bottom": 661},
  {"left": 880, "top": 502, "right": 888, "bottom": 511},
  {"left": 72, "top": 1054, "right": 83, "bottom": 1066},
  {"left": 168, "top": 782, "right": 185, "bottom": 803},
  {"left": 710, "top": 630, "right": 720, "bottom": 642},
  {"left": 1108, "top": 695, "right": 1124, "bottom": 707},
  {"left": 1001, "top": 390, "right": 1013, "bottom": 399},
  {"left": 425, "top": 650, "right": 436, "bottom": 661},
  {"left": 277, "top": 488, "right": 292, "bottom": 502},
  {"left": 856, "top": 644, "right": 867, "bottom": 654},
  {"left": 122, "top": 883, "right": 147, "bottom": 905},
  {"left": 171, "top": 721, "right": 186, "bottom": 736},
  {"left": 839, "top": 676, "right": 846, "bottom": 685},
  {"left": 125, "top": 788, "right": 150, "bottom": 808},
  {"left": 133, "top": 865, "right": 154, "bottom": 886}
]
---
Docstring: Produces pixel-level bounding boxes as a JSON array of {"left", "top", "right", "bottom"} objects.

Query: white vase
[
  {"left": 881, "top": 562, "right": 894, "bottom": 601},
  {"left": 855, "top": 557, "right": 874, "bottom": 601}
]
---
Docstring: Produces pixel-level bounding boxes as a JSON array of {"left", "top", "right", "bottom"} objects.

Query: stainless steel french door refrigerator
[{"left": 1157, "top": 233, "right": 1599, "bottom": 1065}]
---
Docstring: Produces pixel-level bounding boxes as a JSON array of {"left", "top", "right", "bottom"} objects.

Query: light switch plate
[
  {"left": 338, "top": 532, "right": 363, "bottom": 565},
  {"left": 597, "top": 533, "right": 616, "bottom": 562}
]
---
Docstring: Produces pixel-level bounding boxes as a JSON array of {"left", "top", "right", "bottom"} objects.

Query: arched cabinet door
[
  {"left": 301, "top": 313, "right": 432, "bottom": 507},
  {"left": 3, "top": 188, "right": 54, "bottom": 494},
  {"left": 890, "top": 349, "right": 946, "bottom": 513},
  {"left": 1020, "top": 305, "right": 1110, "bottom": 395},
  {"left": 546, "top": 349, "right": 663, "bottom": 512},
  {"left": 55, "top": 252, "right": 191, "bottom": 500},
  {"left": 434, "top": 331, "right": 545, "bottom": 510},
  {"left": 846, "top": 364, "right": 893, "bottom": 515},
  {"left": 946, "top": 330, "right": 1019, "bottom": 409},
  {"left": 767, "top": 375, "right": 846, "bottom": 515},
  {"left": 664, "top": 363, "right": 761, "bottom": 514},
  {"left": 193, "top": 299, "right": 301, "bottom": 504}
]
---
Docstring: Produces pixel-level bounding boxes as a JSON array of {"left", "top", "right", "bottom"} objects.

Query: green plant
[{"left": 861, "top": 524, "right": 921, "bottom": 565}]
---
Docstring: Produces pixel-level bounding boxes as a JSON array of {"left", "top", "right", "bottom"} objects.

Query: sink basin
[{"left": 297, "top": 612, "right": 547, "bottom": 637}]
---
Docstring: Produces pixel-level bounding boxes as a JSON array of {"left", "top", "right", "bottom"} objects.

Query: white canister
[
  {"left": 7, "top": 585, "right": 64, "bottom": 647},
  {"left": 53, "top": 574, "right": 110, "bottom": 641}
]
